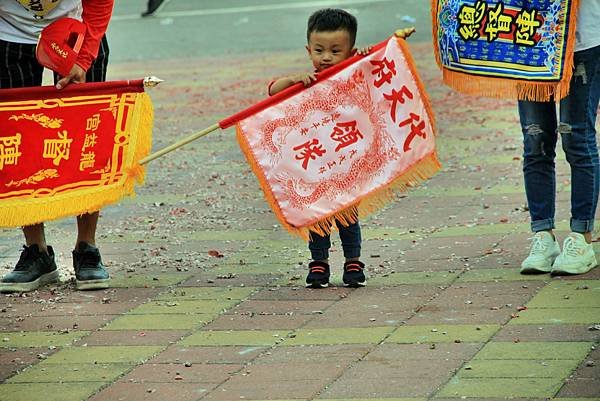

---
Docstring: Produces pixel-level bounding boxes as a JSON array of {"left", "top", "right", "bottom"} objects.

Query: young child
[
  {"left": 269, "top": 8, "right": 400, "bottom": 288},
  {"left": 269, "top": 9, "right": 365, "bottom": 288}
]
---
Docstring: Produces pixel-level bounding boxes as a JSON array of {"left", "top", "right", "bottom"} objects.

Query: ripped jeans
[{"left": 518, "top": 45, "right": 600, "bottom": 234}]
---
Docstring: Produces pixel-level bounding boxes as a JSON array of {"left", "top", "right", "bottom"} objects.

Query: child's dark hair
[{"left": 307, "top": 8, "right": 357, "bottom": 47}]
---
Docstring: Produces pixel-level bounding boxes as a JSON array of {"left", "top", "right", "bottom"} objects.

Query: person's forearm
[
  {"left": 76, "top": 0, "right": 115, "bottom": 71},
  {"left": 269, "top": 77, "right": 295, "bottom": 95}
]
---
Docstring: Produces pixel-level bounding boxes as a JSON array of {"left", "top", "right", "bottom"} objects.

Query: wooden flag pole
[
  {"left": 138, "top": 123, "right": 220, "bottom": 165},
  {"left": 137, "top": 29, "right": 417, "bottom": 166}
]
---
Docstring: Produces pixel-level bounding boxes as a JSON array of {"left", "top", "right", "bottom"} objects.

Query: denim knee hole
[
  {"left": 558, "top": 122, "right": 572, "bottom": 135},
  {"left": 524, "top": 124, "right": 546, "bottom": 156}
]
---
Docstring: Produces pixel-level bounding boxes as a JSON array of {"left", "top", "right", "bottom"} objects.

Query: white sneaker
[
  {"left": 520, "top": 231, "right": 561, "bottom": 274},
  {"left": 551, "top": 232, "right": 598, "bottom": 276}
]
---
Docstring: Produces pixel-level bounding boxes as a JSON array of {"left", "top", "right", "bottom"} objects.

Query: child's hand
[
  {"left": 355, "top": 45, "right": 373, "bottom": 56},
  {"left": 291, "top": 72, "right": 317, "bottom": 87},
  {"left": 269, "top": 73, "right": 316, "bottom": 95},
  {"left": 395, "top": 27, "right": 416, "bottom": 39}
]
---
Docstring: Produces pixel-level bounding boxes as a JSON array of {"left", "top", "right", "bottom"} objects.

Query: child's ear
[{"left": 305, "top": 45, "right": 311, "bottom": 55}]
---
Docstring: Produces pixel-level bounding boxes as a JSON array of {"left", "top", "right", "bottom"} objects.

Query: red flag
[{"left": 0, "top": 80, "right": 152, "bottom": 228}]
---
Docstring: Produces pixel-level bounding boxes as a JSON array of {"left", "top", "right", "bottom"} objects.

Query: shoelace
[
  {"left": 562, "top": 236, "right": 584, "bottom": 258},
  {"left": 529, "top": 235, "right": 549, "bottom": 255},
  {"left": 14, "top": 246, "right": 36, "bottom": 271}
]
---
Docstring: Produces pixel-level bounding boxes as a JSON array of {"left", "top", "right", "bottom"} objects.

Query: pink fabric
[{"left": 237, "top": 37, "right": 436, "bottom": 229}]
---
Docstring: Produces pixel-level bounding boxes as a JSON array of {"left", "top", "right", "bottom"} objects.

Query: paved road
[
  {"left": 108, "top": 0, "right": 431, "bottom": 61},
  {"left": 0, "top": 1, "right": 599, "bottom": 401}
]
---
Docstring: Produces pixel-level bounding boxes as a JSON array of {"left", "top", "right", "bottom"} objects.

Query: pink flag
[{"left": 221, "top": 36, "right": 440, "bottom": 239}]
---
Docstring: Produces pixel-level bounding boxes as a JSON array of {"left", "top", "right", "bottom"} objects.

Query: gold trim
[
  {"left": 5, "top": 169, "right": 59, "bottom": 188},
  {"left": 9, "top": 113, "right": 63, "bottom": 128}
]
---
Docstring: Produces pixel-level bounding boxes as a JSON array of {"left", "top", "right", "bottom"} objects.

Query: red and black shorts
[{"left": 0, "top": 36, "right": 109, "bottom": 89}]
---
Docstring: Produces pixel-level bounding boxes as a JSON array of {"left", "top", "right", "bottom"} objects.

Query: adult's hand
[{"left": 56, "top": 64, "right": 86, "bottom": 89}]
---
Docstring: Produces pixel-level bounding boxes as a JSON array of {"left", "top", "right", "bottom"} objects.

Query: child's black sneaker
[
  {"left": 343, "top": 260, "right": 366, "bottom": 287},
  {"left": 73, "top": 242, "right": 110, "bottom": 290},
  {"left": 306, "top": 261, "right": 330, "bottom": 288},
  {"left": 0, "top": 244, "right": 59, "bottom": 293}
]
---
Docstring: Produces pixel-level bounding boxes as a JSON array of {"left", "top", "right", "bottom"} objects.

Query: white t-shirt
[
  {"left": 576, "top": 0, "right": 600, "bottom": 51},
  {"left": 0, "top": 0, "right": 82, "bottom": 44}
]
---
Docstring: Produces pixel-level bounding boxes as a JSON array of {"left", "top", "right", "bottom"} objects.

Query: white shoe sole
[
  {"left": 344, "top": 280, "right": 367, "bottom": 287},
  {"left": 306, "top": 281, "right": 329, "bottom": 288},
  {"left": 551, "top": 261, "right": 597, "bottom": 276},
  {"left": 76, "top": 278, "right": 110, "bottom": 290},
  {"left": 0, "top": 270, "right": 59, "bottom": 293},
  {"left": 520, "top": 254, "right": 559, "bottom": 275},
  {"left": 520, "top": 265, "right": 552, "bottom": 274}
]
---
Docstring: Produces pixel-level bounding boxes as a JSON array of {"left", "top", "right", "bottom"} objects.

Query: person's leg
[
  {"left": 74, "top": 35, "right": 108, "bottom": 250},
  {"left": 76, "top": 212, "right": 98, "bottom": 248},
  {"left": 337, "top": 220, "right": 361, "bottom": 262},
  {"left": 306, "top": 232, "right": 331, "bottom": 288},
  {"left": 519, "top": 100, "right": 559, "bottom": 231},
  {"left": 560, "top": 46, "right": 600, "bottom": 241},
  {"left": 85, "top": 36, "right": 109, "bottom": 83},
  {"left": 71, "top": 36, "right": 110, "bottom": 290},
  {"left": 23, "top": 225, "right": 47, "bottom": 252},
  {"left": 552, "top": 45, "right": 600, "bottom": 275},
  {"left": 337, "top": 220, "right": 366, "bottom": 287},
  {"left": 0, "top": 40, "right": 58, "bottom": 292},
  {"left": 518, "top": 100, "right": 561, "bottom": 273},
  {"left": 0, "top": 40, "right": 44, "bottom": 89},
  {"left": 0, "top": 40, "right": 48, "bottom": 251},
  {"left": 141, "top": 0, "right": 169, "bottom": 17},
  {"left": 308, "top": 232, "right": 331, "bottom": 263}
]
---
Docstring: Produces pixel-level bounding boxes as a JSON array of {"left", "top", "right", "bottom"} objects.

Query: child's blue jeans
[
  {"left": 518, "top": 45, "right": 600, "bottom": 234},
  {"left": 308, "top": 220, "right": 361, "bottom": 261}
]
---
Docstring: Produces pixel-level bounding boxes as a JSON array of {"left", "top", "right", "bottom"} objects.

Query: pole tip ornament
[
  {"left": 143, "top": 76, "right": 164, "bottom": 88},
  {"left": 36, "top": 18, "right": 86, "bottom": 77},
  {"left": 394, "top": 27, "right": 416, "bottom": 39}
]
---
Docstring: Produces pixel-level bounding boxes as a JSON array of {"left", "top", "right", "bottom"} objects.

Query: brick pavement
[{"left": 0, "top": 41, "right": 599, "bottom": 401}]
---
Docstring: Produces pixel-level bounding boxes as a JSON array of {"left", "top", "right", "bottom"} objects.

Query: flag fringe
[
  {"left": 440, "top": 69, "right": 573, "bottom": 102},
  {"left": 303, "top": 152, "right": 442, "bottom": 241},
  {"left": 0, "top": 92, "right": 153, "bottom": 228},
  {"left": 431, "top": 0, "right": 579, "bottom": 102}
]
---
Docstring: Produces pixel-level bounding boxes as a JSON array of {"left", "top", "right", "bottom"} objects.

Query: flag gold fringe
[
  {"left": 0, "top": 92, "right": 153, "bottom": 228},
  {"left": 431, "top": 0, "right": 579, "bottom": 101}
]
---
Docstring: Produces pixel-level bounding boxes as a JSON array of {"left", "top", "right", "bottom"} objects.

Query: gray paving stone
[
  {"left": 204, "top": 312, "right": 314, "bottom": 330},
  {"left": 150, "top": 345, "right": 266, "bottom": 364},
  {"left": 365, "top": 343, "right": 483, "bottom": 362},
  {"left": 88, "top": 382, "right": 216, "bottom": 401}
]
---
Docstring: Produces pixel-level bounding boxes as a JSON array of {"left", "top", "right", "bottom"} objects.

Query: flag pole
[
  {"left": 138, "top": 123, "right": 220, "bottom": 165},
  {"left": 138, "top": 28, "right": 415, "bottom": 166}
]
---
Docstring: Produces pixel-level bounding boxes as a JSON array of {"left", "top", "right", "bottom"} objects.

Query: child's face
[{"left": 306, "top": 30, "right": 354, "bottom": 72}]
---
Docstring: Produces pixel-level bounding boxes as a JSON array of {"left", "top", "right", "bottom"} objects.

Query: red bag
[{"left": 36, "top": 18, "right": 86, "bottom": 77}]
